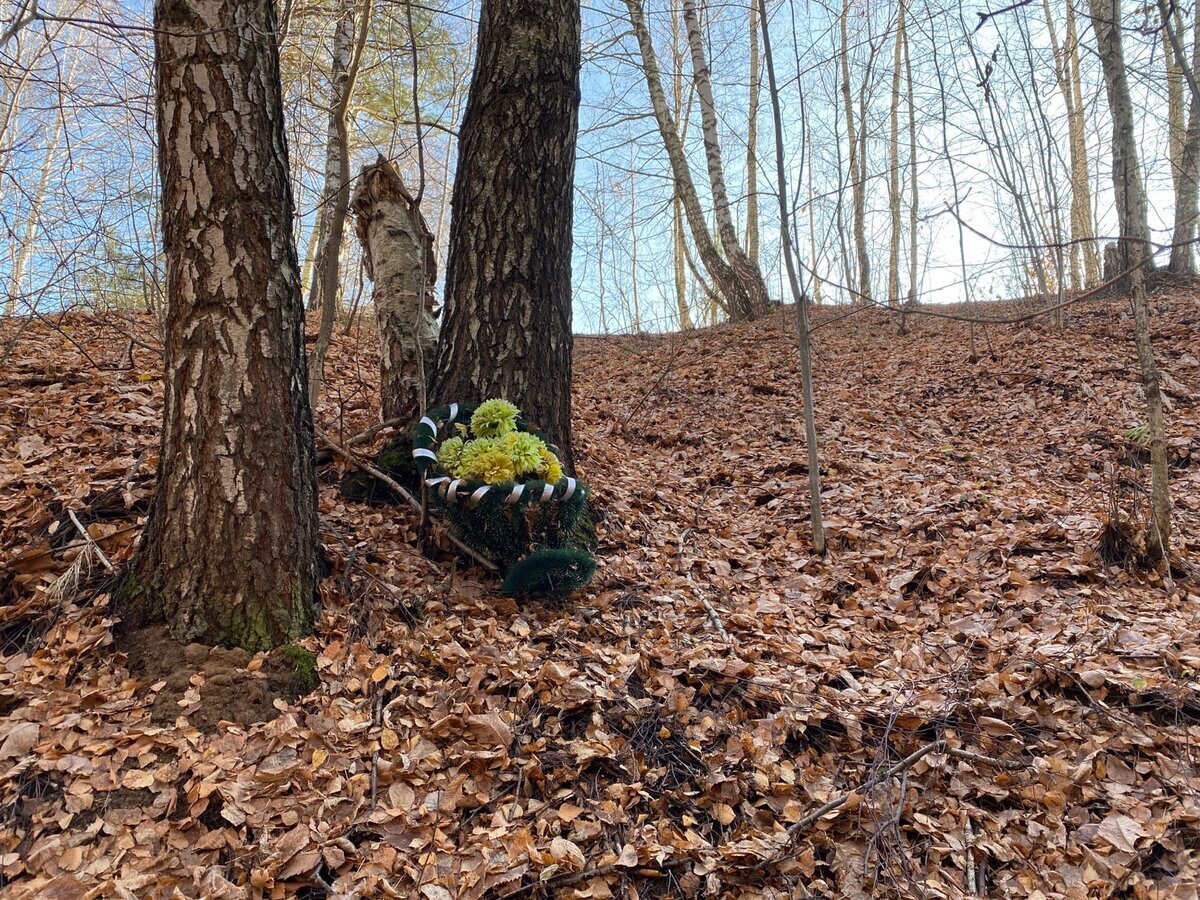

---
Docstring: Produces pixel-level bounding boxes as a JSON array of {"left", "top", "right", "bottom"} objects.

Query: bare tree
[
  {"left": 758, "top": 0, "right": 824, "bottom": 553},
  {"left": 621, "top": 0, "right": 769, "bottom": 322},
  {"left": 1089, "top": 0, "right": 1155, "bottom": 286},
  {"left": 307, "top": 0, "right": 371, "bottom": 409}
]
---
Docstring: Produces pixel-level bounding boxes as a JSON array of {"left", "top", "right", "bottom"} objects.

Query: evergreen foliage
[{"left": 415, "top": 402, "right": 597, "bottom": 599}]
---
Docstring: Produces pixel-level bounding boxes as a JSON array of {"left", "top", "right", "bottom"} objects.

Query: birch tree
[
  {"left": 621, "top": 0, "right": 769, "bottom": 322},
  {"left": 121, "top": 0, "right": 318, "bottom": 650},
  {"left": 1088, "top": 0, "right": 1155, "bottom": 285},
  {"left": 352, "top": 157, "right": 438, "bottom": 423},
  {"left": 680, "top": 0, "right": 772, "bottom": 319}
]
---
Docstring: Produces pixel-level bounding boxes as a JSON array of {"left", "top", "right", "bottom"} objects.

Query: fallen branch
[
  {"left": 67, "top": 509, "right": 114, "bottom": 572},
  {"left": 784, "top": 741, "right": 943, "bottom": 838},
  {"left": 346, "top": 416, "right": 408, "bottom": 448},
  {"left": 318, "top": 431, "right": 497, "bottom": 572}
]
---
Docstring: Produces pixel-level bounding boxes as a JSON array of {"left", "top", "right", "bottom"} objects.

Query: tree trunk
[
  {"left": 1130, "top": 260, "right": 1171, "bottom": 560},
  {"left": 300, "top": 208, "right": 326, "bottom": 308},
  {"left": 308, "top": 0, "right": 367, "bottom": 410},
  {"left": 904, "top": 15, "right": 919, "bottom": 310},
  {"left": 681, "top": 0, "right": 772, "bottom": 319},
  {"left": 671, "top": 1, "right": 694, "bottom": 331},
  {"left": 759, "top": 0, "right": 824, "bottom": 554},
  {"left": 621, "top": 0, "right": 765, "bottom": 322},
  {"left": 841, "top": 0, "right": 872, "bottom": 303},
  {"left": 1089, "top": 0, "right": 1156, "bottom": 286},
  {"left": 352, "top": 157, "right": 438, "bottom": 423},
  {"left": 746, "top": 0, "right": 760, "bottom": 266},
  {"left": 1066, "top": 2, "right": 1101, "bottom": 286},
  {"left": 887, "top": 1, "right": 904, "bottom": 307},
  {"left": 1168, "top": 0, "right": 1200, "bottom": 274},
  {"left": 124, "top": 0, "right": 318, "bottom": 651},
  {"left": 1045, "top": 0, "right": 1100, "bottom": 289},
  {"left": 430, "top": 0, "right": 580, "bottom": 466}
]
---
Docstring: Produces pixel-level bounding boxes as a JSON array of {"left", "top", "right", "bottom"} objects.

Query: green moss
[
  {"left": 338, "top": 428, "right": 421, "bottom": 503},
  {"left": 277, "top": 645, "right": 319, "bottom": 693}
]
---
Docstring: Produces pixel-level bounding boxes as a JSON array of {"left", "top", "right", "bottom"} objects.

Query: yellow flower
[
  {"left": 437, "top": 436, "right": 465, "bottom": 477},
  {"left": 458, "top": 438, "right": 518, "bottom": 484},
  {"left": 470, "top": 398, "right": 519, "bottom": 438},
  {"left": 503, "top": 432, "right": 544, "bottom": 475},
  {"left": 536, "top": 446, "right": 563, "bottom": 484}
]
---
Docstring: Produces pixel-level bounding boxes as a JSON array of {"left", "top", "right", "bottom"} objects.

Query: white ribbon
[
  {"left": 561, "top": 477, "right": 576, "bottom": 501},
  {"left": 505, "top": 483, "right": 526, "bottom": 505},
  {"left": 445, "top": 479, "right": 464, "bottom": 503},
  {"left": 426, "top": 476, "right": 450, "bottom": 488},
  {"left": 412, "top": 448, "right": 437, "bottom": 461},
  {"left": 448, "top": 403, "right": 459, "bottom": 423},
  {"left": 419, "top": 416, "right": 438, "bottom": 434},
  {"left": 467, "top": 485, "right": 490, "bottom": 508},
  {"left": 540, "top": 483, "right": 555, "bottom": 504}
]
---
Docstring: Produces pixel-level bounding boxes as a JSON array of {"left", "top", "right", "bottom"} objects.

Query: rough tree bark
[
  {"left": 351, "top": 157, "right": 438, "bottom": 423},
  {"left": 681, "top": 0, "right": 772, "bottom": 319},
  {"left": 430, "top": 0, "right": 580, "bottom": 466},
  {"left": 122, "top": 0, "right": 318, "bottom": 650},
  {"left": 622, "top": 0, "right": 766, "bottom": 322},
  {"left": 1089, "top": 0, "right": 1156, "bottom": 286}
]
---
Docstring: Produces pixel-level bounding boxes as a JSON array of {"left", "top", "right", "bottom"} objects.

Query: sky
[{"left": 0, "top": 0, "right": 1187, "bottom": 332}]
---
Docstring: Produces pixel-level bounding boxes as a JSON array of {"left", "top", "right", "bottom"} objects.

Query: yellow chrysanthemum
[
  {"left": 503, "top": 431, "right": 544, "bottom": 475},
  {"left": 536, "top": 446, "right": 564, "bottom": 484},
  {"left": 470, "top": 398, "right": 519, "bottom": 438},
  {"left": 464, "top": 445, "right": 516, "bottom": 484},
  {"left": 437, "top": 436, "right": 465, "bottom": 477},
  {"left": 457, "top": 437, "right": 495, "bottom": 476}
]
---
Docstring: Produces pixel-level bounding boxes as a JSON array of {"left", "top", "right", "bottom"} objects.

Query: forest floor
[{"left": 1, "top": 288, "right": 1199, "bottom": 899}]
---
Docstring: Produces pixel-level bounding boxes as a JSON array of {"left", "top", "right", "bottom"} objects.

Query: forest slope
[{"left": 1, "top": 291, "right": 1199, "bottom": 898}]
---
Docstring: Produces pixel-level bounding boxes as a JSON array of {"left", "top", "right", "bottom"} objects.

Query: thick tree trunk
[
  {"left": 621, "top": 0, "right": 765, "bottom": 322},
  {"left": 124, "top": 0, "right": 318, "bottom": 650},
  {"left": 1089, "top": 0, "right": 1156, "bottom": 286},
  {"left": 681, "top": 0, "right": 772, "bottom": 319},
  {"left": 352, "top": 157, "right": 438, "bottom": 423},
  {"left": 430, "top": 0, "right": 580, "bottom": 466}
]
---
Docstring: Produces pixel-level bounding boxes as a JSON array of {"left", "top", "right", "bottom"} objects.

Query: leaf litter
[{"left": 0, "top": 294, "right": 1198, "bottom": 898}]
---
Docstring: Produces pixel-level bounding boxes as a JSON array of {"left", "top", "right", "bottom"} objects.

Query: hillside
[{"left": 1, "top": 291, "right": 1199, "bottom": 898}]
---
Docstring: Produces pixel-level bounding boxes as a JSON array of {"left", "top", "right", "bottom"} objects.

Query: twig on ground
[
  {"left": 67, "top": 508, "right": 114, "bottom": 572},
  {"left": 346, "top": 416, "right": 408, "bottom": 448},
  {"left": 318, "top": 431, "right": 497, "bottom": 572}
]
